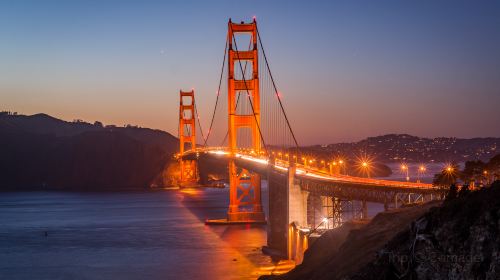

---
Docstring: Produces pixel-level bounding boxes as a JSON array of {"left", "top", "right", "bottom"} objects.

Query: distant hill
[
  {"left": 305, "top": 134, "right": 499, "bottom": 163},
  {"left": 2, "top": 112, "right": 498, "bottom": 189},
  {"left": 0, "top": 112, "right": 178, "bottom": 190}
]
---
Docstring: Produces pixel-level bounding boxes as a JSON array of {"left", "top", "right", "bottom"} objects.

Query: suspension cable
[
  {"left": 256, "top": 26, "right": 300, "bottom": 152},
  {"left": 193, "top": 98, "right": 206, "bottom": 145},
  {"left": 203, "top": 37, "right": 228, "bottom": 147}
]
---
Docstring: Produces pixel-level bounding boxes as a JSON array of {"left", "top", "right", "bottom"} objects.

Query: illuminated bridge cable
[
  {"left": 256, "top": 26, "right": 300, "bottom": 152},
  {"left": 230, "top": 24, "right": 269, "bottom": 155},
  {"left": 203, "top": 37, "right": 228, "bottom": 147},
  {"left": 193, "top": 98, "right": 206, "bottom": 145}
]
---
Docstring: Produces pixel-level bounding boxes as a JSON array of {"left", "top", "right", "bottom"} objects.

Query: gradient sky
[{"left": 1, "top": 0, "right": 499, "bottom": 145}]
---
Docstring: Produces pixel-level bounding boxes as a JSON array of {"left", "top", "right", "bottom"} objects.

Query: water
[
  {"left": 0, "top": 168, "right": 437, "bottom": 280},
  {"left": 0, "top": 186, "right": 274, "bottom": 280}
]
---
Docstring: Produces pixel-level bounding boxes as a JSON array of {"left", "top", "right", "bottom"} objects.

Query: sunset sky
[{"left": 1, "top": 0, "right": 499, "bottom": 145}]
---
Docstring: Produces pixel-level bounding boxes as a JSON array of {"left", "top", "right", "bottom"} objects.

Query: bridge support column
[
  {"left": 178, "top": 90, "right": 199, "bottom": 187},
  {"left": 266, "top": 162, "right": 289, "bottom": 256},
  {"left": 266, "top": 163, "right": 310, "bottom": 262},
  {"left": 227, "top": 160, "right": 265, "bottom": 222},
  {"left": 224, "top": 18, "right": 265, "bottom": 224},
  {"left": 288, "top": 164, "right": 308, "bottom": 228}
]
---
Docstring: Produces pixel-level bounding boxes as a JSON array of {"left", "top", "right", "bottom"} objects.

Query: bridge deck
[{"left": 181, "top": 148, "right": 441, "bottom": 193}]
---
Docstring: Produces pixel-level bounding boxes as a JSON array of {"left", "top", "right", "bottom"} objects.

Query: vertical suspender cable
[{"left": 256, "top": 26, "right": 300, "bottom": 154}]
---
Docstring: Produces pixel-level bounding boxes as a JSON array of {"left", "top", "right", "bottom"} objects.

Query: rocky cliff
[{"left": 265, "top": 181, "right": 500, "bottom": 279}]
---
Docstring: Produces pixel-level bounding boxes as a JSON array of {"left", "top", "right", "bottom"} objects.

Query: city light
[
  {"left": 417, "top": 164, "right": 426, "bottom": 183},
  {"left": 400, "top": 163, "right": 409, "bottom": 182},
  {"left": 354, "top": 154, "right": 374, "bottom": 178}
]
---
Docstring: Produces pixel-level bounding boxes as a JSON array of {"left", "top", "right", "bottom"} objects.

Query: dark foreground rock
[
  {"left": 263, "top": 182, "right": 500, "bottom": 280},
  {"left": 349, "top": 182, "right": 500, "bottom": 280}
]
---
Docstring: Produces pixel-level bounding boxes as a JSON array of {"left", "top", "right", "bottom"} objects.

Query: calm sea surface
[
  {"left": 0, "top": 167, "right": 440, "bottom": 280},
  {"left": 0, "top": 186, "right": 273, "bottom": 280}
]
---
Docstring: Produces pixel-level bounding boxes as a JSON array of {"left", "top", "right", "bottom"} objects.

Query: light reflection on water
[
  {"left": 0, "top": 184, "right": 285, "bottom": 280},
  {"left": 0, "top": 169, "right": 422, "bottom": 279}
]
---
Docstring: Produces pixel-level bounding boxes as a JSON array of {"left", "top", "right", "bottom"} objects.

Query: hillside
[
  {"left": 264, "top": 182, "right": 500, "bottom": 280},
  {"left": 305, "top": 134, "right": 499, "bottom": 163},
  {"left": 0, "top": 113, "right": 178, "bottom": 190}
]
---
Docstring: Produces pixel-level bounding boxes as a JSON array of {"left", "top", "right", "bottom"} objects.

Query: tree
[
  {"left": 445, "top": 184, "right": 458, "bottom": 201},
  {"left": 486, "top": 154, "right": 500, "bottom": 180},
  {"left": 458, "top": 184, "right": 470, "bottom": 197},
  {"left": 460, "top": 160, "right": 486, "bottom": 184},
  {"left": 433, "top": 163, "right": 460, "bottom": 186}
]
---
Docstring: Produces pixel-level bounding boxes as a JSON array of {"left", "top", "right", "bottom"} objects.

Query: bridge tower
[
  {"left": 178, "top": 89, "right": 198, "bottom": 186},
  {"left": 227, "top": 19, "right": 265, "bottom": 222}
]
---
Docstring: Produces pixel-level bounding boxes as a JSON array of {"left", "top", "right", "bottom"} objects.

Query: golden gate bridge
[{"left": 176, "top": 18, "right": 445, "bottom": 260}]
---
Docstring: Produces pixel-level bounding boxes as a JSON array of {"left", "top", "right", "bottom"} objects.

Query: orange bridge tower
[
  {"left": 227, "top": 19, "right": 265, "bottom": 223},
  {"left": 178, "top": 89, "right": 198, "bottom": 186}
]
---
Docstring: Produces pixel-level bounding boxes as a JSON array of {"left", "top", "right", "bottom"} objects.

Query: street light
[
  {"left": 400, "top": 164, "right": 409, "bottom": 181},
  {"left": 483, "top": 170, "right": 489, "bottom": 185},
  {"left": 417, "top": 165, "right": 426, "bottom": 183},
  {"left": 338, "top": 159, "right": 345, "bottom": 175},
  {"left": 444, "top": 164, "right": 456, "bottom": 184},
  {"left": 361, "top": 161, "right": 370, "bottom": 178},
  {"left": 330, "top": 161, "right": 337, "bottom": 175}
]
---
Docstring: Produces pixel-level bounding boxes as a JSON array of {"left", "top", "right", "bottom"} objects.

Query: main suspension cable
[
  {"left": 256, "top": 26, "right": 300, "bottom": 152},
  {"left": 203, "top": 37, "right": 228, "bottom": 147},
  {"left": 193, "top": 98, "right": 206, "bottom": 145}
]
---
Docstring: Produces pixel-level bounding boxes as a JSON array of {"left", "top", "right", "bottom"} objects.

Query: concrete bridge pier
[
  {"left": 266, "top": 159, "right": 288, "bottom": 256},
  {"left": 266, "top": 162, "right": 309, "bottom": 262}
]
